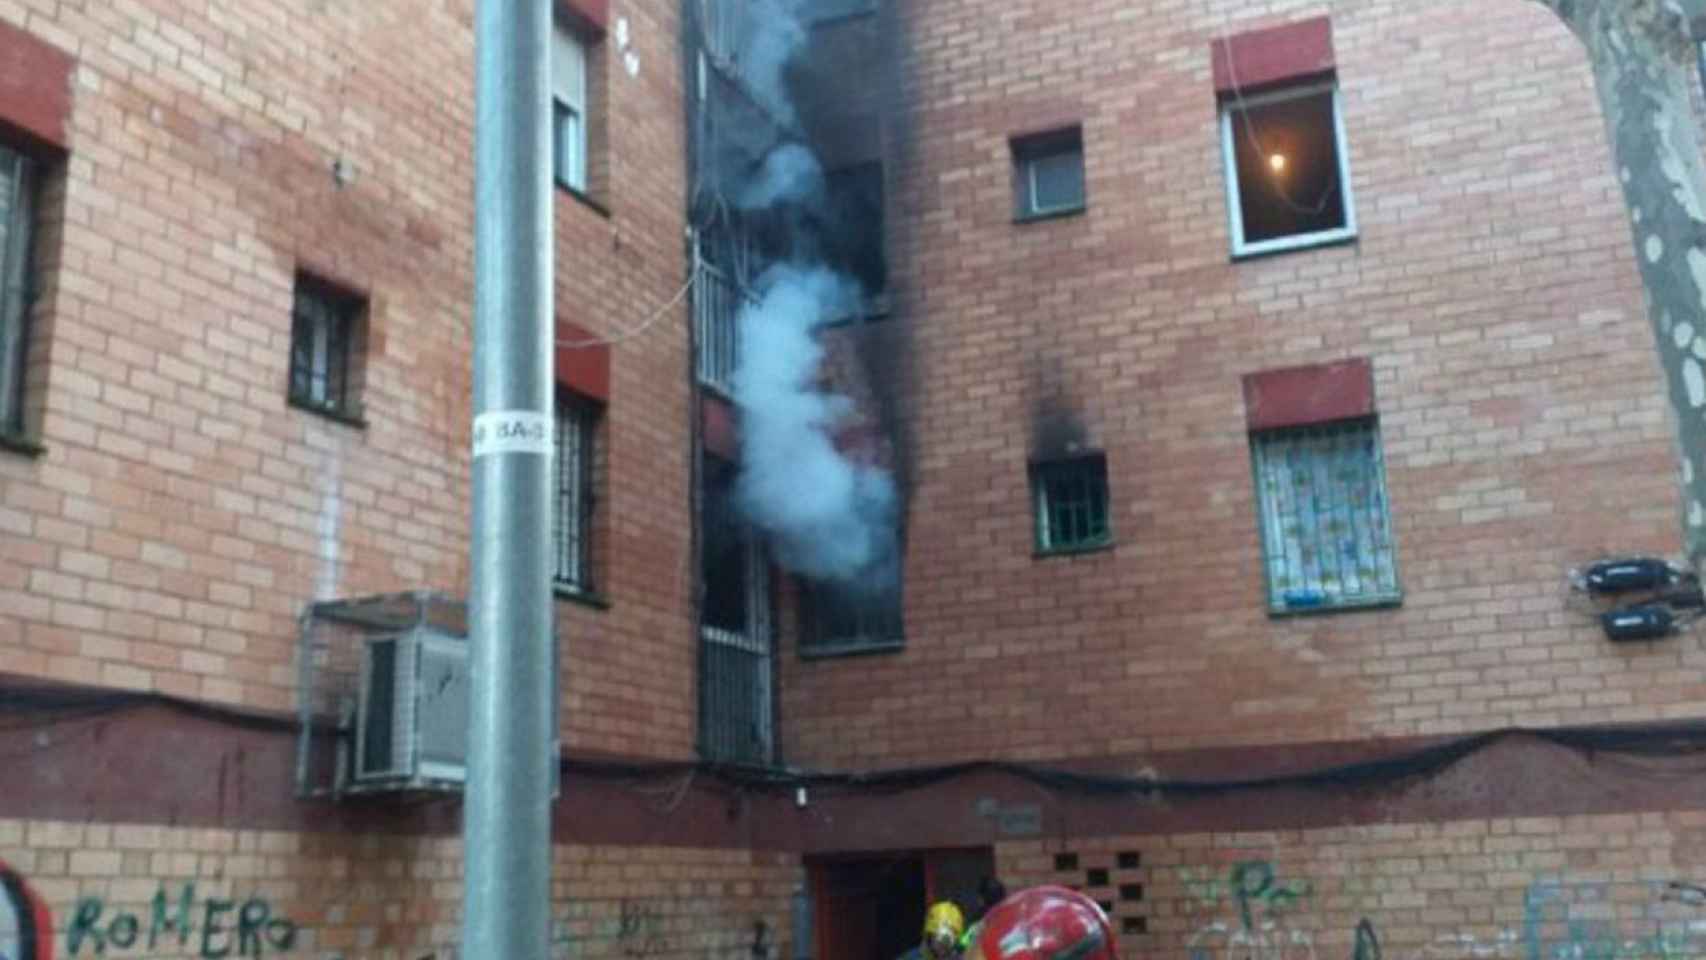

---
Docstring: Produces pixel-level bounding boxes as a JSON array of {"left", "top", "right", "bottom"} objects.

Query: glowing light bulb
[{"left": 1269, "top": 153, "right": 1288, "bottom": 174}]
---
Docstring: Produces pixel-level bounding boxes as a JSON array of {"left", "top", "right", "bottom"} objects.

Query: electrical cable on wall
[{"left": 7, "top": 681, "right": 1706, "bottom": 802}]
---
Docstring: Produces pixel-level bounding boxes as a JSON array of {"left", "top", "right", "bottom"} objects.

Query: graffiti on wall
[
  {"left": 64, "top": 885, "right": 299, "bottom": 959},
  {"left": 1183, "top": 861, "right": 1320, "bottom": 960},
  {"left": 551, "top": 900, "right": 666, "bottom": 960},
  {"left": 1, "top": 860, "right": 52, "bottom": 960},
  {"left": 1177, "top": 860, "right": 1706, "bottom": 960}
]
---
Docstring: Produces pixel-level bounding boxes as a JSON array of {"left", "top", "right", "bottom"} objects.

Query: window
[
  {"left": 553, "top": 392, "right": 599, "bottom": 593},
  {"left": 0, "top": 143, "right": 36, "bottom": 438},
  {"left": 1032, "top": 454, "right": 1111, "bottom": 554},
  {"left": 699, "top": 457, "right": 775, "bottom": 765},
  {"left": 1012, "top": 127, "right": 1085, "bottom": 221},
  {"left": 1219, "top": 81, "right": 1356, "bottom": 257},
  {"left": 552, "top": 20, "right": 590, "bottom": 193},
  {"left": 288, "top": 273, "right": 365, "bottom": 420},
  {"left": 799, "top": 579, "right": 903, "bottom": 657},
  {"left": 1251, "top": 418, "right": 1398, "bottom": 614}
]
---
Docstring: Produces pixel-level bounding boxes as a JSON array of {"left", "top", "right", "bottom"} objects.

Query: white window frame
[
  {"left": 0, "top": 145, "right": 36, "bottom": 435},
  {"left": 552, "top": 20, "right": 590, "bottom": 193},
  {"left": 1219, "top": 81, "right": 1357, "bottom": 259}
]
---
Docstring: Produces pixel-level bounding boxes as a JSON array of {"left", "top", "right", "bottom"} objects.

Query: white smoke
[
  {"left": 736, "top": 143, "right": 825, "bottom": 212},
  {"left": 736, "top": 0, "right": 808, "bottom": 127},
  {"left": 732, "top": 265, "right": 898, "bottom": 586}
]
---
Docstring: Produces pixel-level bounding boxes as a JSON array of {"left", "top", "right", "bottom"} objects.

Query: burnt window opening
[
  {"left": 702, "top": 457, "right": 751, "bottom": 634},
  {"left": 799, "top": 578, "right": 903, "bottom": 657},
  {"left": 823, "top": 162, "right": 887, "bottom": 307},
  {"left": 1220, "top": 80, "right": 1356, "bottom": 257},
  {"left": 1012, "top": 127, "right": 1086, "bottom": 221},
  {"left": 288, "top": 272, "right": 367, "bottom": 423},
  {"left": 1032, "top": 454, "right": 1111, "bottom": 555}
]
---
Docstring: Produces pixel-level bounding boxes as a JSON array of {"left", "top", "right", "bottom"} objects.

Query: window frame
[
  {"left": 0, "top": 143, "right": 38, "bottom": 442},
  {"left": 1012, "top": 127, "right": 1086, "bottom": 223},
  {"left": 286, "top": 273, "right": 366, "bottom": 424},
  {"left": 552, "top": 19, "right": 590, "bottom": 195},
  {"left": 1031, "top": 453, "right": 1113, "bottom": 557},
  {"left": 797, "top": 579, "right": 905, "bottom": 659},
  {"left": 1248, "top": 415, "right": 1401, "bottom": 616},
  {"left": 552, "top": 390, "right": 600, "bottom": 596},
  {"left": 1219, "top": 80, "right": 1358, "bottom": 259}
]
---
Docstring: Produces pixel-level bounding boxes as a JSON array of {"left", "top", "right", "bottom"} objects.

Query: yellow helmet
[{"left": 924, "top": 901, "right": 965, "bottom": 955}]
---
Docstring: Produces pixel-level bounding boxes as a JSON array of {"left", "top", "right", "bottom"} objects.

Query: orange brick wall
[
  {"left": 1, "top": 818, "right": 800, "bottom": 960},
  {"left": 0, "top": 0, "right": 696, "bottom": 757},
  {"left": 997, "top": 812, "right": 1706, "bottom": 960},
  {"left": 780, "top": 0, "right": 1701, "bottom": 768}
]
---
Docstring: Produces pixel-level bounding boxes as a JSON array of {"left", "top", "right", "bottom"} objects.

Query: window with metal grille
[
  {"left": 1250, "top": 417, "right": 1399, "bottom": 614},
  {"left": 0, "top": 143, "right": 38, "bottom": 438},
  {"left": 553, "top": 393, "right": 599, "bottom": 592},
  {"left": 1012, "top": 127, "right": 1085, "bottom": 221},
  {"left": 552, "top": 19, "right": 590, "bottom": 193},
  {"left": 1033, "top": 454, "right": 1111, "bottom": 554},
  {"left": 799, "top": 579, "right": 903, "bottom": 657},
  {"left": 698, "top": 457, "right": 774, "bottom": 765},
  {"left": 287, "top": 273, "right": 364, "bottom": 420}
]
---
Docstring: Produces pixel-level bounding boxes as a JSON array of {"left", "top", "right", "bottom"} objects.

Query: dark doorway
[
  {"left": 810, "top": 848, "right": 998, "bottom": 960},
  {"left": 812, "top": 856, "right": 926, "bottom": 960}
]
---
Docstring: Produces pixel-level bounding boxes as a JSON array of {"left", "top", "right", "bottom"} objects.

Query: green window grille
[
  {"left": 1033, "top": 454, "right": 1111, "bottom": 554},
  {"left": 1251, "top": 417, "right": 1400, "bottom": 614}
]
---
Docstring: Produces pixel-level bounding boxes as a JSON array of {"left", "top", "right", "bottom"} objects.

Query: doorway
[{"left": 809, "top": 848, "right": 996, "bottom": 960}]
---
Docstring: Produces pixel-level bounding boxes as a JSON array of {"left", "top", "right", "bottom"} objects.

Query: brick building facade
[{"left": 4, "top": 0, "right": 1706, "bottom": 959}]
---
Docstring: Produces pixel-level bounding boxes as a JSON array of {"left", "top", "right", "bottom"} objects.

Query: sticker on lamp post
[{"left": 472, "top": 411, "right": 555, "bottom": 459}]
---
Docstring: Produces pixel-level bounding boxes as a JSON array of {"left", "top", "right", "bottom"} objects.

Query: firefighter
[{"left": 900, "top": 901, "right": 967, "bottom": 960}]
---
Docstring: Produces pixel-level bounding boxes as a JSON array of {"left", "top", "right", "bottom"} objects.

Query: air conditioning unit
[{"left": 352, "top": 628, "right": 470, "bottom": 791}]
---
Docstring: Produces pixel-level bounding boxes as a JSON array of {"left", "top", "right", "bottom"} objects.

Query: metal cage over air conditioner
[{"left": 295, "top": 591, "right": 474, "bottom": 798}]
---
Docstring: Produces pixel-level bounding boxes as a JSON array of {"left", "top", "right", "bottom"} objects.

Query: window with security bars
[
  {"left": 698, "top": 457, "right": 774, "bottom": 765},
  {"left": 1033, "top": 454, "right": 1111, "bottom": 554},
  {"left": 800, "top": 579, "right": 903, "bottom": 656},
  {"left": 288, "top": 274, "right": 364, "bottom": 419},
  {"left": 553, "top": 393, "right": 599, "bottom": 592},
  {"left": 0, "top": 143, "right": 38, "bottom": 437},
  {"left": 1251, "top": 417, "right": 1399, "bottom": 614}
]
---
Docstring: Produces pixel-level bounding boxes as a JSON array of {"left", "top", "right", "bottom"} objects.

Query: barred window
[
  {"left": 1251, "top": 417, "right": 1399, "bottom": 613},
  {"left": 288, "top": 273, "right": 365, "bottom": 420},
  {"left": 1033, "top": 454, "right": 1111, "bottom": 554},
  {"left": 800, "top": 579, "right": 903, "bottom": 657},
  {"left": 0, "top": 144, "right": 38, "bottom": 436},
  {"left": 553, "top": 393, "right": 599, "bottom": 592}
]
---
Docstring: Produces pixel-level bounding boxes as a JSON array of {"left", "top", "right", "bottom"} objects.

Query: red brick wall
[
  {"left": 1, "top": 818, "right": 800, "bottom": 960},
  {"left": 998, "top": 812, "right": 1706, "bottom": 960},
  {"left": 0, "top": 0, "right": 695, "bottom": 758},
  {"left": 781, "top": 0, "right": 1685, "bottom": 769}
]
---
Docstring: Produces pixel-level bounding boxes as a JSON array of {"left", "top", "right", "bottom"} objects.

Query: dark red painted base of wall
[{"left": 6, "top": 677, "right": 1703, "bottom": 851}]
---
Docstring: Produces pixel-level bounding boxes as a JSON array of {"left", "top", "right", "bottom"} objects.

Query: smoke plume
[
  {"left": 735, "top": 0, "right": 807, "bottom": 127},
  {"left": 733, "top": 264, "right": 898, "bottom": 587}
]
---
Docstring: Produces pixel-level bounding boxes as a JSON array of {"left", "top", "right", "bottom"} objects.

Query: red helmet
[{"left": 964, "top": 886, "right": 1118, "bottom": 960}]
